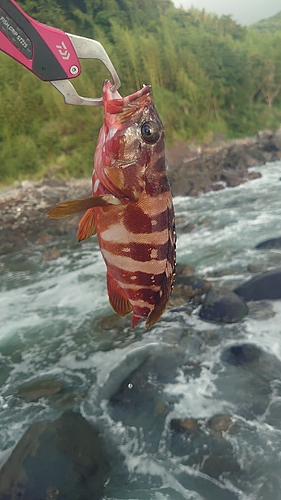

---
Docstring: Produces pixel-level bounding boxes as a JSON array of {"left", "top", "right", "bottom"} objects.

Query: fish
[{"left": 46, "top": 80, "right": 176, "bottom": 329}]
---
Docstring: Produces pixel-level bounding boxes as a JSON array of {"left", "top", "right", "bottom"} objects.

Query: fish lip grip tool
[{"left": 0, "top": 0, "right": 121, "bottom": 105}]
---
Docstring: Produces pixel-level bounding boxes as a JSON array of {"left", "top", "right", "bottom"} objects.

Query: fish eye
[{"left": 141, "top": 121, "right": 160, "bottom": 144}]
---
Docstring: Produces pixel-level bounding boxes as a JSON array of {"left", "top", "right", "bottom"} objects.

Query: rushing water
[{"left": 1, "top": 162, "right": 281, "bottom": 499}]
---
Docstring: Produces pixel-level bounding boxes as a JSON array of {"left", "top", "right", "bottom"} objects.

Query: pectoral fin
[
  {"left": 46, "top": 194, "right": 120, "bottom": 219},
  {"left": 77, "top": 208, "right": 96, "bottom": 242}
]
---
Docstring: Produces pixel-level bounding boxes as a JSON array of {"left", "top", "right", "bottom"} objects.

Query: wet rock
[
  {"left": 234, "top": 269, "right": 281, "bottom": 301},
  {"left": 17, "top": 379, "right": 63, "bottom": 403},
  {"left": 169, "top": 415, "right": 240, "bottom": 481},
  {"left": 265, "top": 401, "right": 281, "bottom": 429},
  {"left": 174, "top": 275, "right": 211, "bottom": 301},
  {"left": 0, "top": 411, "right": 109, "bottom": 500},
  {"left": 221, "top": 343, "right": 262, "bottom": 366},
  {"left": 168, "top": 294, "right": 192, "bottom": 308},
  {"left": 202, "top": 452, "right": 240, "bottom": 479},
  {"left": 109, "top": 351, "right": 182, "bottom": 438},
  {"left": 180, "top": 222, "right": 196, "bottom": 233},
  {"left": 170, "top": 418, "right": 199, "bottom": 435},
  {"left": 255, "top": 236, "right": 281, "bottom": 249},
  {"left": 247, "top": 263, "right": 264, "bottom": 273},
  {"left": 208, "top": 414, "right": 235, "bottom": 435},
  {"left": 42, "top": 248, "right": 61, "bottom": 261},
  {"left": 35, "top": 234, "right": 53, "bottom": 245},
  {"left": 110, "top": 353, "right": 179, "bottom": 407},
  {"left": 176, "top": 263, "right": 195, "bottom": 276},
  {"left": 199, "top": 287, "right": 248, "bottom": 323},
  {"left": 247, "top": 300, "right": 276, "bottom": 320}
]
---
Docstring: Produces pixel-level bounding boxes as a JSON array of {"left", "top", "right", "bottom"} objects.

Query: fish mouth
[{"left": 103, "top": 79, "right": 151, "bottom": 102}]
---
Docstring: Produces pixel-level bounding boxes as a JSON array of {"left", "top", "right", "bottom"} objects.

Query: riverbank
[
  {"left": 167, "top": 127, "right": 281, "bottom": 196},
  {"left": 1, "top": 127, "right": 281, "bottom": 254}
]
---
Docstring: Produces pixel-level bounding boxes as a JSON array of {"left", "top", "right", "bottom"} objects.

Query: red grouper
[{"left": 47, "top": 81, "right": 176, "bottom": 329}]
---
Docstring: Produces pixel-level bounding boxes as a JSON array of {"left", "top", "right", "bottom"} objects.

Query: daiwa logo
[{"left": 56, "top": 41, "right": 70, "bottom": 60}]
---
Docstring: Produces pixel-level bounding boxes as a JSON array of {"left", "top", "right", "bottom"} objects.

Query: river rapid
[{"left": 1, "top": 162, "right": 281, "bottom": 499}]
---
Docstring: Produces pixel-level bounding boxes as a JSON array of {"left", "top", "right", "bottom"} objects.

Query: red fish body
[{"left": 47, "top": 81, "right": 176, "bottom": 328}]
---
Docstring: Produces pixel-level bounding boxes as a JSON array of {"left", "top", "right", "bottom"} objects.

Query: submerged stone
[
  {"left": 221, "top": 343, "right": 262, "bottom": 366},
  {"left": 170, "top": 418, "right": 199, "bottom": 435},
  {"left": 0, "top": 411, "right": 108, "bottom": 500},
  {"left": 17, "top": 379, "right": 63, "bottom": 403},
  {"left": 199, "top": 287, "right": 248, "bottom": 323},
  {"left": 234, "top": 269, "right": 281, "bottom": 301},
  {"left": 208, "top": 414, "right": 235, "bottom": 435}
]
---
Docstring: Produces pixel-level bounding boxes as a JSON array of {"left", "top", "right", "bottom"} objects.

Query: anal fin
[
  {"left": 107, "top": 273, "right": 132, "bottom": 317},
  {"left": 78, "top": 208, "right": 96, "bottom": 242}
]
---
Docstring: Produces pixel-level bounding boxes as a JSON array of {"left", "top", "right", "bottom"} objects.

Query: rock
[
  {"left": 247, "top": 263, "right": 264, "bottom": 273},
  {"left": 35, "top": 234, "right": 53, "bottom": 245},
  {"left": 221, "top": 343, "right": 262, "bottom": 366},
  {"left": 265, "top": 401, "right": 281, "bottom": 429},
  {"left": 174, "top": 275, "right": 211, "bottom": 300},
  {"left": 273, "top": 127, "right": 281, "bottom": 150},
  {"left": 202, "top": 453, "right": 240, "bottom": 479},
  {"left": 234, "top": 269, "right": 281, "bottom": 301},
  {"left": 208, "top": 414, "right": 235, "bottom": 435},
  {"left": 255, "top": 236, "right": 281, "bottom": 249},
  {"left": 180, "top": 222, "right": 196, "bottom": 233},
  {"left": 17, "top": 379, "right": 63, "bottom": 403},
  {"left": 257, "top": 129, "right": 273, "bottom": 141},
  {"left": 199, "top": 287, "right": 248, "bottom": 323},
  {"left": 170, "top": 418, "right": 199, "bottom": 435},
  {"left": 248, "top": 171, "right": 262, "bottom": 180},
  {"left": 0, "top": 411, "right": 108, "bottom": 500},
  {"left": 42, "top": 248, "right": 61, "bottom": 261},
  {"left": 176, "top": 263, "right": 195, "bottom": 276},
  {"left": 109, "top": 351, "right": 182, "bottom": 435},
  {"left": 247, "top": 300, "right": 276, "bottom": 320},
  {"left": 110, "top": 353, "right": 178, "bottom": 407}
]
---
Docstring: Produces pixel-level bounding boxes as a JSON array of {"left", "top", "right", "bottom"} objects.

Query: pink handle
[{"left": 0, "top": 0, "right": 81, "bottom": 81}]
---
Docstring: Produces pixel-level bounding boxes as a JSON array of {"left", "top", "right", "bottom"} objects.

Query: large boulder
[
  {"left": 234, "top": 269, "right": 281, "bottom": 301},
  {"left": 199, "top": 287, "right": 248, "bottom": 323},
  {"left": 0, "top": 411, "right": 108, "bottom": 500}
]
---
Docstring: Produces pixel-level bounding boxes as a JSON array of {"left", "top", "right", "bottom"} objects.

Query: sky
[{"left": 172, "top": 0, "right": 281, "bottom": 25}]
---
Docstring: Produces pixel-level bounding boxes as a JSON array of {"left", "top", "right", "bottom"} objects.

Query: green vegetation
[
  {"left": 1, "top": 0, "right": 281, "bottom": 184},
  {"left": 252, "top": 11, "right": 281, "bottom": 33}
]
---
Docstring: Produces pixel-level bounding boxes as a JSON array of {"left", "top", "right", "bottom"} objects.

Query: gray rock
[
  {"left": 221, "top": 343, "right": 262, "bottom": 366},
  {"left": 199, "top": 287, "right": 248, "bottom": 323},
  {"left": 170, "top": 418, "right": 199, "bottom": 435},
  {"left": 174, "top": 275, "right": 211, "bottom": 299},
  {"left": 17, "top": 379, "right": 63, "bottom": 403},
  {"left": 234, "top": 269, "right": 281, "bottom": 301},
  {"left": 0, "top": 411, "right": 108, "bottom": 500},
  {"left": 208, "top": 414, "right": 235, "bottom": 435},
  {"left": 255, "top": 237, "right": 281, "bottom": 249},
  {"left": 273, "top": 127, "right": 281, "bottom": 150}
]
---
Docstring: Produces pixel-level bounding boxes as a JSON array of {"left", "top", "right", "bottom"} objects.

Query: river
[{"left": 1, "top": 161, "right": 281, "bottom": 499}]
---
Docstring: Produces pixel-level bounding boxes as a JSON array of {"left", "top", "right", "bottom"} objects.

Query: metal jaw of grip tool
[{"left": 0, "top": 0, "right": 121, "bottom": 105}]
